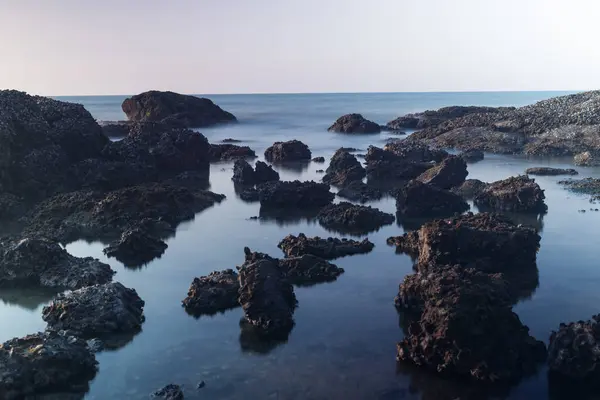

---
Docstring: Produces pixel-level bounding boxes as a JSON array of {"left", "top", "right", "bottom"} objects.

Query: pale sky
[{"left": 1, "top": 0, "right": 600, "bottom": 95}]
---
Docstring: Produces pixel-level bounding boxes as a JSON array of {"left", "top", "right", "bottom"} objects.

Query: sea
[{"left": 4, "top": 92, "right": 600, "bottom": 399}]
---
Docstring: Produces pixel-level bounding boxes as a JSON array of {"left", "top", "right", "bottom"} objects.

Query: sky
[{"left": 1, "top": 0, "right": 600, "bottom": 95}]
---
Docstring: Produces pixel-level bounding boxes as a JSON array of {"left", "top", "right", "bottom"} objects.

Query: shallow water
[{"left": 4, "top": 91, "right": 600, "bottom": 399}]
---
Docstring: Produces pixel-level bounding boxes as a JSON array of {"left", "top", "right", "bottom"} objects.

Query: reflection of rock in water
[
  {"left": 395, "top": 213, "right": 437, "bottom": 232},
  {"left": 257, "top": 207, "right": 320, "bottom": 227},
  {"left": 500, "top": 211, "right": 545, "bottom": 233},
  {"left": 238, "top": 318, "right": 290, "bottom": 355},
  {"left": 503, "top": 264, "right": 540, "bottom": 303},
  {"left": 271, "top": 160, "right": 310, "bottom": 173},
  {"left": 0, "top": 287, "right": 60, "bottom": 310}
]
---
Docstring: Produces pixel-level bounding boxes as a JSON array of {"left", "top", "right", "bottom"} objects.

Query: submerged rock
[
  {"left": 322, "top": 149, "right": 366, "bottom": 186},
  {"left": 0, "top": 331, "right": 98, "bottom": 399},
  {"left": 459, "top": 149, "right": 485, "bottom": 163},
  {"left": 336, "top": 181, "right": 383, "bottom": 203},
  {"left": 328, "top": 113, "right": 381, "bottom": 134},
  {"left": 182, "top": 269, "right": 240, "bottom": 317},
  {"left": 416, "top": 155, "right": 468, "bottom": 189},
  {"left": 317, "top": 202, "right": 395, "bottom": 234},
  {"left": 209, "top": 144, "right": 257, "bottom": 161},
  {"left": 559, "top": 177, "right": 600, "bottom": 201},
  {"left": 395, "top": 180, "right": 469, "bottom": 218},
  {"left": 257, "top": 180, "right": 334, "bottom": 209},
  {"left": 278, "top": 254, "right": 344, "bottom": 286},
  {"left": 451, "top": 179, "right": 489, "bottom": 199},
  {"left": 152, "top": 383, "right": 184, "bottom": 400},
  {"left": 525, "top": 167, "right": 578, "bottom": 176},
  {"left": 474, "top": 175, "right": 547, "bottom": 213},
  {"left": 264, "top": 140, "right": 312, "bottom": 163},
  {"left": 278, "top": 233, "right": 374, "bottom": 260},
  {"left": 103, "top": 228, "right": 168, "bottom": 267}
]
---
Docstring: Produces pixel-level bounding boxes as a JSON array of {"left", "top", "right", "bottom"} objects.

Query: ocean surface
[{"left": 5, "top": 91, "right": 600, "bottom": 399}]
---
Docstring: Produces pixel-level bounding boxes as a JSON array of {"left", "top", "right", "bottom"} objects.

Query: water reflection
[
  {"left": 0, "top": 287, "right": 60, "bottom": 310},
  {"left": 238, "top": 318, "right": 291, "bottom": 355},
  {"left": 272, "top": 160, "right": 311, "bottom": 174},
  {"left": 256, "top": 207, "right": 320, "bottom": 226},
  {"left": 503, "top": 212, "right": 545, "bottom": 233}
]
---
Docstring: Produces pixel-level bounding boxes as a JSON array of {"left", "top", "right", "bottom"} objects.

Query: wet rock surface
[
  {"left": 336, "top": 181, "right": 383, "bottom": 203},
  {"left": 0, "top": 330, "right": 98, "bottom": 399},
  {"left": 395, "top": 180, "right": 469, "bottom": 218},
  {"left": 416, "top": 155, "right": 468, "bottom": 189},
  {"left": 322, "top": 149, "right": 366, "bottom": 186},
  {"left": 264, "top": 140, "right": 312, "bottom": 163},
  {"left": 209, "top": 144, "right": 257, "bottom": 161},
  {"left": 459, "top": 149, "right": 485, "bottom": 163},
  {"left": 559, "top": 177, "right": 600, "bottom": 201},
  {"left": 278, "top": 233, "right": 374, "bottom": 260},
  {"left": 384, "top": 141, "right": 448, "bottom": 163},
  {"left": 42, "top": 282, "right": 145, "bottom": 339},
  {"left": 152, "top": 383, "right": 184, "bottom": 400},
  {"left": 122, "top": 90, "right": 236, "bottom": 128},
  {"left": 451, "top": 179, "right": 489, "bottom": 199},
  {"left": 474, "top": 175, "right": 547, "bottom": 213},
  {"left": 278, "top": 254, "right": 344, "bottom": 286},
  {"left": 102, "top": 228, "right": 168, "bottom": 268},
  {"left": 525, "top": 167, "right": 578, "bottom": 176},
  {"left": 256, "top": 180, "right": 334, "bottom": 209},
  {"left": 317, "top": 202, "right": 395, "bottom": 235},
  {"left": 182, "top": 269, "right": 240, "bottom": 317},
  {"left": 328, "top": 113, "right": 381, "bottom": 134}
]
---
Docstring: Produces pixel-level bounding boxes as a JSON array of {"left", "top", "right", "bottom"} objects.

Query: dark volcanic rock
[
  {"left": 387, "top": 106, "right": 511, "bottom": 130},
  {"left": 254, "top": 161, "right": 280, "bottom": 183},
  {"left": 459, "top": 149, "right": 485, "bottom": 163},
  {"left": 451, "top": 179, "right": 489, "bottom": 199},
  {"left": 42, "top": 282, "right": 145, "bottom": 339},
  {"left": 152, "top": 383, "right": 184, "bottom": 400},
  {"left": 328, "top": 113, "right": 381, "bottom": 134},
  {"left": 257, "top": 181, "right": 334, "bottom": 209},
  {"left": 322, "top": 149, "right": 366, "bottom": 186},
  {"left": 103, "top": 228, "right": 168, "bottom": 267},
  {"left": 312, "top": 156, "right": 325, "bottom": 163},
  {"left": 278, "top": 254, "right": 344, "bottom": 286},
  {"left": 264, "top": 140, "right": 312, "bottom": 163},
  {"left": 317, "top": 202, "right": 395, "bottom": 234},
  {"left": 122, "top": 90, "right": 236, "bottom": 128},
  {"left": 236, "top": 185, "right": 260, "bottom": 202},
  {"left": 395, "top": 180, "right": 469, "bottom": 218},
  {"left": 99, "top": 121, "right": 130, "bottom": 138},
  {"left": 0, "top": 331, "right": 98, "bottom": 399},
  {"left": 525, "top": 167, "right": 578, "bottom": 176},
  {"left": 231, "top": 159, "right": 256, "bottom": 185},
  {"left": 474, "top": 175, "right": 547, "bottom": 213},
  {"left": 559, "top": 177, "right": 600, "bottom": 201},
  {"left": 364, "top": 146, "right": 432, "bottom": 188},
  {"left": 209, "top": 143, "right": 256, "bottom": 161},
  {"left": 182, "top": 269, "right": 240, "bottom": 317},
  {"left": 0, "top": 236, "right": 114, "bottom": 289},
  {"left": 416, "top": 155, "right": 468, "bottom": 189},
  {"left": 278, "top": 233, "right": 374, "bottom": 260},
  {"left": 384, "top": 141, "right": 448, "bottom": 163},
  {"left": 336, "top": 181, "right": 383, "bottom": 203},
  {"left": 222, "top": 138, "right": 242, "bottom": 143}
]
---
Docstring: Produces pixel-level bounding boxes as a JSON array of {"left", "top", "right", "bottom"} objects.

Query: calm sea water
[{"left": 4, "top": 92, "right": 600, "bottom": 399}]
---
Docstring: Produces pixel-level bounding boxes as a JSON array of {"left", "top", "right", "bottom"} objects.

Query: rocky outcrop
[
  {"left": 0, "top": 236, "right": 114, "bottom": 289},
  {"left": 232, "top": 160, "right": 279, "bottom": 186},
  {"left": 152, "top": 384, "right": 184, "bottom": 400},
  {"left": 416, "top": 155, "right": 468, "bottom": 189},
  {"left": 364, "top": 146, "right": 432, "bottom": 188},
  {"left": 459, "top": 149, "right": 484, "bottom": 163},
  {"left": 336, "top": 181, "right": 383, "bottom": 203},
  {"left": 525, "top": 167, "right": 578, "bottom": 176},
  {"left": 317, "top": 202, "right": 395, "bottom": 235},
  {"left": 451, "top": 179, "right": 489, "bottom": 199},
  {"left": 278, "top": 233, "right": 374, "bottom": 259},
  {"left": 221, "top": 138, "right": 242, "bottom": 143},
  {"left": 122, "top": 90, "right": 236, "bottom": 128},
  {"left": 395, "top": 180, "right": 469, "bottom": 218},
  {"left": 182, "top": 269, "right": 240, "bottom": 317},
  {"left": 312, "top": 156, "right": 325, "bottom": 163},
  {"left": 256, "top": 180, "right": 334, "bottom": 209},
  {"left": 328, "top": 113, "right": 381, "bottom": 134},
  {"left": 474, "top": 175, "right": 547, "bottom": 213},
  {"left": 255, "top": 161, "right": 280, "bottom": 183},
  {"left": 42, "top": 282, "right": 145, "bottom": 340},
  {"left": 278, "top": 254, "right": 344, "bottom": 286},
  {"left": 386, "top": 106, "right": 512, "bottom": 130},
  {"left": 574, "top": 151, "right": 600, "bottom": 166},
  {"left": 322, "top": 149, "right": 366, "bottom": 186},
  {"left": 209, "top": 143, "right": 256, "bottom": 161},
  {"left": 103, "top": 228, "right": 168, "bottom": 267},
  {"left": 264, "top": 140, "right": 312, "bottom": 163},
  {"left": 559, "top": 177, "right": 600, "bottom": 202},
  {"left": 384, "top": 141, "right": 448, "bottom": 163},
  {"left": 0, "top": 331, "right": 98, "bottom": 399}
]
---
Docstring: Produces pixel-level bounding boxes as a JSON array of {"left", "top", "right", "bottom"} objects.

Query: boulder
[
  {"left": 182, "top": 269, "right": 240, "bottom": 317},
  {"left": 474, "top": 175, "right": 547, "bottom": 213},
  {"left": 322, "top": 149, "right": 366, "bottom": 186},
  {"left": 102, "top": 228, "right": 168, "bottom": 268},
  {"left": 278, "top": 233, "right": 374, "bottom": 259},
  {"left": 152, "top": 384, "right": 184, "bottom": 400},
  {"left": 231, "top": 159, "right": 256, "bottom": 185},
  {"left": 121, "top": 90, "right": 236, "bottom": 127},
  {"left": 0, "top": 236, "right": 114, "bottom": 289},
  {"left": 574, "top": 151, "right": 600, "bottom": 166},
  {"left": 395, "top": 180, "right": 469, "bottom": 218},
  {"left": 327, "top": 113, "right": 381, "bottom": 134},
  {"left": 416, "top": 155, "right": 468, "bottom": 189},
  {"left": 0, "top": 331, "right": 98, "bottom": 399},
  {"left": 459, "top": 149, "right": 485, "bottom": 163},
  {"left": 256, "top": 181, "right": 334, "bottom": 209},
  {"left": 312, "top": 156, "right": 325, "bottom": 163},
  {"left": 278, "top": 254, "right": 344, "bottom": 286},
  {"left": 317, "top": 202, "right": 395, "bottom": 235},
  {"left": 451, "top": 179, "right": 489, "bottom": 199},
  {"left": 254, "top": 161, "right": 280, "bottom": 183},
  {"left": 336, "top": 181, "right": 383, "bottom": 203},
  {"left": 525, "top": 167, "right": 578, "bottom": 176},
  {"left": 42, "top": 282, "right": 145, "bottom": 338},
  {"left": 264, "top": 140, "right": 312, "bottom": 163},
  {"left": 209, "top": 144, "right": 256, "bottom": 161}
]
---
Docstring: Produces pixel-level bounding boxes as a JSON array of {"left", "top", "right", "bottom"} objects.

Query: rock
[
  {"left": 99, "top": 121, "right": 130, "bottom": 138},
  {"left": 0, "top": 331, "right": 98, "bottom": 399},
  {"left": 236, "top": 186, "right": 260, "bottom": 202},
  {"left": 197, "top": 381, "right": 206, "bottom": 389},
  {"left": 254, "top": 161, "right": 280, "bottom": 184},
  {"left": 312, "top": 156, "right": 325, "bottom": 163},
  {"left": 386, "top": 106, "right": 512, "bottom": 130},
  {"left": 264, "top": 140, "right": 312, "bottom": 163},
  {"left": 574, "top": 151, "right": 600, "bottom": 166},
  {"left": 451, "top": 179, "right": 489, "bottom": 199},
  {"left": 0, "top": 236, "right": 114, "bottom": 289},
  {"left": 384, "top": 141, "right": 448, "bottom": 163},
  {"left": 278, "top": 233, "right": 375, "bottom": 259},
  {"left": 416, "top": 155, "right": 468, "bottom": 189},
  {"left": 386, "top": 231, "right": 420, "bottom": 258},
  {"left": 559, "top": 177, "right": 600, "bottom": 202},
  {"left": 525, "top": 167, "right": 578, "bottom": 176},
  {"left": 336, "top": 181, "right": 383, "bottom": 203},
  {"left": 42, "top": 282, "right": 145, "bottom": 339},
  {"left": 122, "top": 90, "right": 236, "bottom": 128},
  {"left": 182, "top": 269, "right": 240, "bottom": 317},
  {"left": 209, "top": 143, "right": 257, "bottom": 161},
  {"left": 231, "top": 159, "right": 256, "bottom": 185},
  {"left": 317, "top": 202, "right": 395, "bottom": 235},
  {"left": 459, "top": 149, "right": 485, "bottom": 163},
  {"left": 256, "top": 180, "right": 334, "bottom": 209},
  {"left": 102, "top": 228, "right": 168, "bottom": 268},
  {"left": 152, "top": 383, "right": 184, "bottom": 400},
  {"left": 328, "top": 113, "right": 381, "bottom": 134},
  {"left": 474, "top": 175, "right": 547, "bottom": 213},
  {"left": 322, "top": 149, "right": 366, "bottom": 186},
  {"left": 316, "top": 169, "right": 324, "bottom": 173},
  {"left": 395, "top": 180, "right": 469, "bottom": 218},
  {"left": 278, "top": 254, "right": 344, "bottom": 286},
  {"left": 221, "top": 138, "right": 242, "bottom": 143},
  {"left": 364, "top": 146, "right": 431, "bottom": 187},
  {"left": 238, "top": 257, "right": 296, "bottom": 336}
]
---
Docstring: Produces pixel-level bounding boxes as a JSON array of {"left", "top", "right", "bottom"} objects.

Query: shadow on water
[
  {"left": 0, "top": 286, "right": 60, "bottom": 310},
  {"left": 238, "top": 318, "right": 292, "bottom": 355},
  {"left": 256, "top": 206, "right": 321, "bottom": 227}
]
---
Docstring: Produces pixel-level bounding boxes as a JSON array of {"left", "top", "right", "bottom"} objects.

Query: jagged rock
[
  {"left": 152, "top": 384, "right": 184, "bottom": 400},
  {"left": 102, "top": 228, "right": 168, "bottom": 267},
  {"left": 122, "top": 90, "right": 236, "bottom": 128},
  {"left": 328, "top": 113, "right": 381, "bottom": 134},
  {"left": 364, "top": 146, "right": 431, "bottom": 187},
  {"left": 559, "top": 177, "right": 600, "bottom": 201},
  {"left": 317, "top": 202, "right": 394, "bottom": 234},
  {"left": 278, "top": 254, "right": 344, "bottom": 285},
  {"left": 474, "top": 175, "right": 547, "bottom": 213},
  {"left": 209, "top": 144, "right": 256, "bottom": 161},
  {"left": 525, "top": 167, "right": 578, "bottom": 176},
  {"left": 451, "top": 179, "right": 489, "bottom": 199},
  {"left": 264, "top": 140, "right": 312, "bottom": 163},
  {"left": 312, "top": 156, "right": 325, "bottom": 163},
  {"left": 42, "top": 282, "right": 145, "bottom": 338},
  {"left": 384, "top": 141, "right": 448, "bottom": 163},
  {"left": 0, "top": 236, "right": 114, "bottom": 289},
  {"left": 459, "top": 149, "right": 485, "bottom": 163},
  {"left": 231, "top": 159, "right": 256, "bottom": 185},
  {"left": 574, "top": 151, "right": 600, "bottom": 166},
  {"left": 386, "top": 231, "right": 420, "bottom": 258},
  {"left": 254, "top": 161, "right": 279, "bottom": 183},
  {"left": 322, "top": 149, "right": 366, "bottom": 186},
  {"left": 395, "top": 180, "right": 469, "bottom": 218},
  {"left": 416, "top": 155, "right": 468, "bottom": 189},
  {"left": 256, "top": 180, "right": 334, "bottom": 209},
  {"left": 278, "top": 233, "right": 374, "bottom": 259},
  {"left": 386, "top": 106, "right": 512, "bottom": 130},
  {"left": 336, "top": 181, "right": 383, "bottom": 203},
  {"left": 182, "top": 269, "right": 240, "bottom": 316}
]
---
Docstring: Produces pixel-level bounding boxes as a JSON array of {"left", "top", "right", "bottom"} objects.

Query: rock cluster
[
  {"left": 317, "top": 202, "right": 395, "bottom": 235},
  {"left": 386, "top": 106, "right": 512, "bottom": 130},
  {"left": 336, "top": 181, "right": 383, "bottom": 203},
  {"left": 559, "top": 177, "right": 600, "bottom": 201},
  {"left": 395, "top": 180, "right": 469, "bottom": 218},
  {"left": 152, "top": 383, "right": 184, "bottom": 400},
  {"left": 278, "top": 233, "right": 374, "bottom": 259},
  {"left": 328, "top": 113, "right": 381, "bottom": 134},
  {"left": 474, "top": 175, "right": 547, "bottom": 213},
  {"left": 364, "top": 146, "right": 432, "bottom": 189},
  {"left": 256, "top": 180, "right": 334, "bottom": 209},
  {"left": 264, "top": 140, "right": 312, "bottom": 163},
  {"left": 232, "top": 159, "right": 279, "bottom": 186}
]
